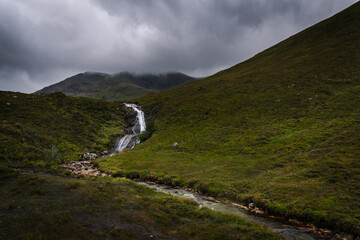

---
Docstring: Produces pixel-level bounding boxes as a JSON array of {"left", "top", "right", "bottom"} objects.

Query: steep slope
[
  {"left": 98, "top": 2, "right": 360, "bottom": 235},
  {"left": 35, "top": 72, "right": 196, "bottom": 101}
]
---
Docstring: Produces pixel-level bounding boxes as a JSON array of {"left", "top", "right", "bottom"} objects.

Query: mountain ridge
[{"left": 35, "top": 71, "right": 197, "bottom": 101}]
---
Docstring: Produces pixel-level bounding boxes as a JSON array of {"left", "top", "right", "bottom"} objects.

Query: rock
[
  {"left": 172, "top": 142, "right": 179, "bottom": 147},
  {"left": 83, "top": 152, "right": 97, "bottom": 160},
  {"left": 202, "top": 196, "right": 220, "bottom": 203},
  {"left": 6, "top": 102, "right": 10, "bottom": 106},
  {"left": 232, "top": 203, "right": 249, "bottom": 211},
  {"left": 60, "top": 160, "right": 108, "bottom": 177}
]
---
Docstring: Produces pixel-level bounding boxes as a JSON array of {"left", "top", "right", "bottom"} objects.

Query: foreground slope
[
  {"left": 98, "top": 2, "right": 360, "bottom": 235},
  {"left": 0, "top": 170, "right": 279, "bottom": 240},
  {"left": 35, "top": 72, "right": 196, "bottom": 101},
  {"left": 0, "top": 91, "right": 279, "bottom": 239}
]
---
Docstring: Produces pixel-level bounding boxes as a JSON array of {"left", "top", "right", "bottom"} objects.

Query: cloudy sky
[{"left": 0, "top": 0, "right": 357, "bottom": 93}]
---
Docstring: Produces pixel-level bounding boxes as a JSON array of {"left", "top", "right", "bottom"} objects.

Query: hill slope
[
  {"left": 0, "top": 91, "right": 126, "bottom": 167},
  {"left": 35, "top": 72, "right": 196, "bottom": 101},
  {"left": 98, "top": 2, "right": 360, "bottom": 235}
]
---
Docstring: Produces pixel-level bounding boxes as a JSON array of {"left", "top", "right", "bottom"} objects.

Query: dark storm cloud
[{"left": 0, "top": 0, "right": 357, "bottom": 93}]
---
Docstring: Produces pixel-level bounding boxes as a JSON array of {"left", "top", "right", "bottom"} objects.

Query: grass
[
  {"left": 0, "top": 91, "right": 281, "bottom": 239},
  {"left": 0, "top": 168, "right": 280, "bottom": 240},
  {"left": 0, "top": 91, "right": 125, "bottom": 169},
  {"left": 2, "top": 2, "right": 360, "bottom": 238},
  {"left": 96, "top": 2, "right": 360, "bottom": 236}
]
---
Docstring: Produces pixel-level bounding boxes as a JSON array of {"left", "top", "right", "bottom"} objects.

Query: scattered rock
[
  {"left": 172, "top": 142, "right": 179, "bottom": 147},
  {"left": 60, "top": 161, "right": 107, "bottom": 177},
  {"left": 83, "top": 152, "right": 97, "bottom": 160}
]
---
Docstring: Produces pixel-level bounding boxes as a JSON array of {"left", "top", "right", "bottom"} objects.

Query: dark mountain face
[
  {"left": 114, "top": 72, "right": 197, "bottom": 91},
  {"left": 35, "top": 72, "right": 197, "bottom": 101}
]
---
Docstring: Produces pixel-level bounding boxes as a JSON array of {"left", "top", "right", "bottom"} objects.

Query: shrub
[{"left": 137, "top": 121, "right": 156, "bottom": 142}]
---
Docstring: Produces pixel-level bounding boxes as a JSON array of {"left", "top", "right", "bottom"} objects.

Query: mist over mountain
[{"left": 35, "top": 72, "right": 197, "bottom": 101}]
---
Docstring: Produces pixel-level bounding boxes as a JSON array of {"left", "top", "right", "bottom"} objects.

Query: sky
[{"left": 0, "top": 0, "right": 358, "bottom": 93}]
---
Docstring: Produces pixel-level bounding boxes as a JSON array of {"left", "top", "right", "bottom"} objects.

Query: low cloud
[{"left": 0, "top": 0, "right": 357, "bottom": 93}]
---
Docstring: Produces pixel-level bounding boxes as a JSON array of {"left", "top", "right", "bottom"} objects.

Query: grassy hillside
[
  {"left": 35, "top": 72, "right": 196, "bottom": 101},
  {"left": 0, "top": 91, "right": 280, "bottom": 239},
  {"left": 0, "top": 91, "right": 125, "bottom": 168},
  {"left": 97, "top": 2, "right": 360, "bottom": 235}
]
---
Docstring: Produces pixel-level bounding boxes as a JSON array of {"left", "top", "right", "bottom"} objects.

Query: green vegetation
[
  {"left": 0, "top": 91, "right": 280, "bottom": 239},
  {"left": 35, "top": 72, "right": 197, "bottom": 101},
  {"left": 0, "top": 91, "right": 125, "bottom": 169},
  {"left": 0, "top": 169, "right": 279, "bottom": 240},
  {"left": 2, "top": 2, "right": 360, "bottom": 238},
  {"left": 137, "top": 120, "right": 156, "bottom": 143},
  {"left": 97, "top": 2, "right": 360, "bottom": 235}
]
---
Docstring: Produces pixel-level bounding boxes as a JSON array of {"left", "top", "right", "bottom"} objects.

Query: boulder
[{"left": 172, "top": 142, "right": 179, "bottom": 147}]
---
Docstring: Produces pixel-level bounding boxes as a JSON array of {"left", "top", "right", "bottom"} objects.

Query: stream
[
  {"left": 137, "top": 182, "right": 320, "bottom": 240},
  {"left": 62, "top": 103, "right": 324, "bottom": 240}
]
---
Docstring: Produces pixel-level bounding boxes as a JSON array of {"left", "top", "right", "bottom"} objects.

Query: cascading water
[
  {"left": 110, "top": 103, "right": 146, "bottom": 155},
  {"left": 125, "top": 103, "right": 146, "bottom": 134}
]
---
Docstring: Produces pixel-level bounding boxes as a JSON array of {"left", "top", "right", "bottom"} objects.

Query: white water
[
  {"left": 111, "top": 103, "right": 146, "bottom": 154},
  {"left": 124, "top": 103, "right": 146, "bottom": 134}
]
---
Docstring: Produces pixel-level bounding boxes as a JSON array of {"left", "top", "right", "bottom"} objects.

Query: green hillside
[
  {"left": 35, "top": 72, "right": 196, "bottom": 101},
  {"left": 0, "top": 91, "right": 126, "bottom": 168},
  {"left": 0, "top": 91, "right": 280, "bottom": 239},
  {"left": 0, "top": 92, "right": 124, "bottom": 166},
  {"left": 97, "top": 2, "right": 360, "bottom": 235}
]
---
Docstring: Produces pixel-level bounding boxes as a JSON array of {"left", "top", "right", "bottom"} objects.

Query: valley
[{"left": 1, "top": 2, "right": 360, "bottom": 239}]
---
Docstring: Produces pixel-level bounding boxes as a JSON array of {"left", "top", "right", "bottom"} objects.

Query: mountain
[
  {"left": 35, "top": 72, "right": 197, "bottom": 101},
  {"left": 98, "top": 2, "right": 360, "bottom": 235}
]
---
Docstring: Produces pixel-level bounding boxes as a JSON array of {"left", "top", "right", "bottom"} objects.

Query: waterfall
[
  {"left": 124, "top": 103, "right": 146, "bottom": 134},
  {"left": 110, "top": 103, "right": 146, "bottom": 155}
]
